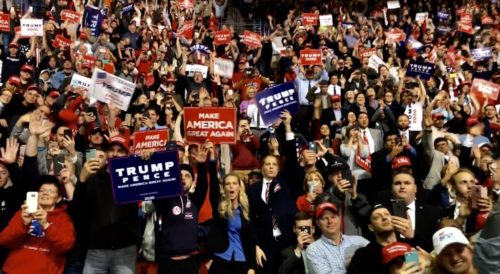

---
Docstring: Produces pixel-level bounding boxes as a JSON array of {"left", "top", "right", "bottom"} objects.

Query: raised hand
[{"left": 0, "top": 137, "right": 19, "bottom": 164}]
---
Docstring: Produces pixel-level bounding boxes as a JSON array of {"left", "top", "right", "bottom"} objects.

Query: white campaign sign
[
  {"left": 405, "top": 102, "right": 423, "bottom": 131},
  {"left": 387, "top": 1, "right": 400, "bottom": 9},
  {"left": 89, "top": 69, "right": 135, "bottom": 111},
  {"left": 20, "top": 19, "right": 43, "bottom": 36},
  {"left": 415, "top": 12, "right": 428, "bottom": 23},
  {"left": 214, "top": 58, "right": 234, "bottom": 79},
  {"left": 368, "top": 54, "right": 386, "bottom": 71},
  {"left": 319, "top": 15, "right": 333, "bottom": 26},
  {"left": 186, "top": 64, "right": 208, "bottom": 78},
  {"left": 71, "top": 73, "right": 92, "bottom": 91}
]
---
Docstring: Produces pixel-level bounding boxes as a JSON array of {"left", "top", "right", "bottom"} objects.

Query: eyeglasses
[{"left": 38, "top": 189, "right": 58, "bottom": 194}]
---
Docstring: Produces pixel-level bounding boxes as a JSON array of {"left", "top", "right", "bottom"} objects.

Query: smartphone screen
[
  {"left": 404, "top": 251, "right": 419, "bottom": 265},
  {"left": 53, "top": 155, "right": 65, "bottom": 175},
  {"left": 63, "top": 129, "right": 73, "bottom": 139},
  {"left": 471, "top": 185, "right": 487, "bottom": 209},
  {"left": 85, "top": 149, "right": 97, "bottom": 160},
  {"left": 308, "top": 142, "right": 317, "bottom": 153},
  {"left": 26, "top": 192, "right": 38, "bottom": 213}
]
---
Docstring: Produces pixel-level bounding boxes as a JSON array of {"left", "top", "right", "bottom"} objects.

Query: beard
[{"left": 397, "top": 124, "right": 409, "bottom": 131}]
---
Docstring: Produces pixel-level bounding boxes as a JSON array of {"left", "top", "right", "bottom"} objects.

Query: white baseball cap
[{"left": 433, "top": 227, "right": 470, "bottom": 255}]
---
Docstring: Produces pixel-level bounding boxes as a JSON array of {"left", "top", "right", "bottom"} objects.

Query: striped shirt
[{"left": 306, "top": 234, "right": 369, "bottom": 274}]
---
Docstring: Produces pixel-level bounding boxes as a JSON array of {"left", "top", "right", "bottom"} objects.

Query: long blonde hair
[{"left": 218, "top": 173, "right": 250, "bottom": 222}]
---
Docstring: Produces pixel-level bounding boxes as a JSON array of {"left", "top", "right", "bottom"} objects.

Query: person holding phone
[
  {"left": 279, "top": 212, "right": 315, "bottom": 274},
  {"left": 295, "top": 171, "right": 326, "bottom": 216},
  {"left": 0, "top": 177, "right": 75, "bottom": 274},
  {"left": 206, "top": 172, "right": 256, "bottom": 274}
]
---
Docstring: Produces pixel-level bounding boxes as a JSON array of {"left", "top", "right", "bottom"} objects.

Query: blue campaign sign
[
  {"left": 406, "top": 61, "right": 435, "bottom": 80},
  {"left": 108, "top": 151, "right": 182, "bottom": 204},
  {"left": 255, "top": 82, "right": 299, "bottom": 125}
]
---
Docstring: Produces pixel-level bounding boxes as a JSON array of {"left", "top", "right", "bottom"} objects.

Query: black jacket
[
  {"left": 72, "top": 168, "right": 139, "bottom": 250},
  {"left": 347, "top": 241, "right": 387, "bottom": 274},
  {"left": 207, "top": 159, "right": 256, "bottom": 269}
]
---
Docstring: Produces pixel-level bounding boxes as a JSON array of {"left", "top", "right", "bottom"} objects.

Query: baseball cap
[
  {"left": 381, "top": 242, "right": 412, "bottom": 264},
  {"left": 432, "top": 227, "right": 470, "bottom": 255},
  {"left": 107, "top": 135, "right": 130, "bottom": 153},
  {"left": 330, "top": 95, "right": 341, "bottom": 103},
  {"left": 8, "top": 42, "right": 18, "bottom": 49},
  {"left": 8, "top": 76, "right": 21, "bottom": 87},
  {"left": 315, "top": 202, "right": 338, "bottom": 218},
  {"left": 48, "top": 90, "right": 61, "bottom": 98},
  {"left": 21, "top": 64, "right": 34, "bottom": 74},
  {"left": 466, "top": 117, "right": 479, "bottom": 127},
  {"left": 431, "top": 112, "right": 445, "bottom": 120},
  {"left": 391, "top": 156, "right": 412, "bottom": 170},
  {"left": 328, "top": 159, "right": 349, "bottom": 173},
  {"left": 26, "top": 85, "right": 40, "bottom": 93},
  {"left": 90, "top": 127, "right": 104, "bottom": 135},
  {"left": 180, "top": 163, "right": 194, "bottom": 177}
]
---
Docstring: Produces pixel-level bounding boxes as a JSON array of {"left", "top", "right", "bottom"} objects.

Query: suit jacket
[
  {"left": 371, "top": 148, "right": 416, "bottom": 193},
  {"left": 247, "top": 177, "right": 297, "bottom": 250},
  {"left": 320, "top": 107, "right": 347, "bottom": 133}
]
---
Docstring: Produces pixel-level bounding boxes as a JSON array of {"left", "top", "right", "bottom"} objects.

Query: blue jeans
[{"left": 83, "top": 245, "right": 137, "bottom": 274}]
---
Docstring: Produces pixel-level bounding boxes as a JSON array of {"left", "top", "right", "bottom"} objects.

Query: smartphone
[
  {"left": 86, "top": 149, "right": 97, "bottom": 160},
  {"left": 340, "top": 169, "right": 353, "bottom": 184},
  {"left": 404, "top": 251, "right": 419, "bottom": 266},
  {"left": 471, "top": 185, "right": 487, "bottom": 209},
  {"left": 167, "top": 141, "right": 178, "bottom": 151},
  {"left": 298, "top": 225, "right": 312, "bottom": 234},
  {"left": 308, "top": 142, "right": 317, "bottom": 153},
  {"left": 391, "top": 199, "right": 407, "bottom": 218},
  {"left": 26, "top": 192, "right": 38, "bottom": 213},
  {"left": 63, "top": 129, "right": 73, "bottom": 139},
  {"left": 53, "top": 155, "right": 65, "bottom": 175},
  {"left": 123, "top": 113, "right": 132, "bottom": 126}
]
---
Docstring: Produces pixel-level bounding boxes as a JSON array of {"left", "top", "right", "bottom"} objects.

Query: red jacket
[{"left": 0, "top": 205, "right": 75, "bottom": 274}]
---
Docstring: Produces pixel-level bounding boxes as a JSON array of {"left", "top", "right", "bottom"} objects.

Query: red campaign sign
[
  {"left": 242, "top": 30, "right": 262, "bottom": 48},
  {"left": 0, "top": 13, "right": 10, "bottom": 32},
  {"left": 132, "top": 129, "right": 169, "bottom": 154},
  {"left": 177, "top": 20, "right": 194, "bottom": 40},
  {"left": 300, "top": 49, "right": 322, "bottom": 66},
  {"left": 61, "top": 9, "right": 80, "bottom": 23},
  {"left": 81, "top": 55, "right": 95, "bottom": 68},
  {"left": 214, "top": 29, "right": 232, "bottom": 45},
  {"left": 385, "top": 29, "right": 406, "bottom": 42},
  {"left": 52, "top": 35, "right": 72, "bottom": 49},
  {"left": 184, "top": 107, "right": 237, "bottom": 144},
  {"left": 177, "top": 0, "right": 194, "bottom": 9},
  {"left": 471, "top": 78, "right": 500, "bottom": 104},
  {"left": 302, "top": 13, "right": 318, "bottom": 26},
  {"left": 359, "top": 48, "right": 376, "bottom": 60},
  {"left": 457, "top": 21, "right": 473, "bottom": 34},
  {"left": 481, "top": 16, "right": 494, "bottom": 25}
]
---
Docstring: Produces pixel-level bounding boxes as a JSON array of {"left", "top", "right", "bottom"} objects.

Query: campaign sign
[
  {"left": 471, "top": 47, "right": 492, "bottom": 62},
  {"left": 457, "top": 21, "right": 473, "bottom": 34},
  {"left": 186, "top": 64, "right": 208, "bottom": 78},
  {"left": 319, "top": 15, "right": 333, "bottom": 26},
  {"left": 178, "top": 0, "right": 194, "bottom": 9},
  {"left": 81, "top": 55, "right": 96, "bottom": 68},
  {"left": 387, "top": 0, "right": 400, "bottom": 9},
  {"left": 61, "top": 9, "right": 81, "bottom": 23},
  {"left": 133, "top": 129, "right": 169, "bottom": 154},
  {"left": 109, "top": 151, "right": 182, "bottom": 204},
  {"left": 89, "top": 69, "right": 135, "bottom": 111},
  {"left": 0, "top": 13, "right": 10, "bottom": 32},
  {"left": 255, "top": 82, "right": 298, "bottom": 125},
  {"left": 242, "top": 30, "right": 262, "bottom": 48},
  {"left": 178, "top": 20, "right": 194, "bottom": 40},
  {"left": 184, "top": 107, "right": 237, "bottom": 144},
  {"left": 71, "top": 73, "right": 92, "bottom": 92},
  {"left": 368, "top": 54, "right": 386, "bottom": 71},
  {"left": 359, "top": 48, "right": 376, "bottom": 60},
  {"left": 214, "top": 29, "right": 231, "bottom": 45},
  {"left": 214, "top": 58, "right": 234, "bottom": 79},
  {"left": 20, "top": 19, "right": 43, "bottom": 37},
  {"left": 302, "top": 13, "right": 318, "bottom": 26},
  {"left": 300, "top": 49, "right": 322, "bottom": 66},
  {"left": 437, "top": 11, "right": 449, "bottom": 21},
  {"left": 415, "top": 12, "right": 428, "bottom": 23},
  {"left": 471, "top": 78, "right": 500, "bottom": 102},
  {"left": 405, "top": 102, "right": 423, "bottom": 131},
  {"left": 385, "top": 29, "right": 406, "bottom": 43},
  {"left": 406, "top": 61, "right": 435, "bottom": 80},
  {"left": 52, "top": 35, "right": 72, "bottom": 49}
]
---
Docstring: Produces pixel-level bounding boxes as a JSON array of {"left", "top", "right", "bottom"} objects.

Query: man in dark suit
[
  {"left": 386, "top": 172, "right": 441, "bottom": 252},
  {"left": 248, "top": 154, "right": 297, "bottom": 274},
  {"left": 396, "top": 114, "right": 419, "bottom": 148},
  {"left": 248, "top": 110, "right": 298, "bottom": 274},
  {"left": 320, "top": 95, "right": 347, "bottom": 134}
]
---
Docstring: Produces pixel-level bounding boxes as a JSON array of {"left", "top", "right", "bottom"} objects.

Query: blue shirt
[
  {"left": 215, "top": 207, "right": 246, "bottom": 262},
  {"left": 306, "top": 234, "right": 369, "bottom": 274}
]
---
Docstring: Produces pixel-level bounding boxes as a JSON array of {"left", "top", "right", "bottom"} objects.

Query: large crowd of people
[{"left": 0, "top": 0, "right": 499, "bottom": 273}]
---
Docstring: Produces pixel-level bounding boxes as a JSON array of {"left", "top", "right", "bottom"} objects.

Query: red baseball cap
[
  {"left": 8, "top": 42, "right": 18, "bottom": 49},
  {"left": 48, "top": 90, "right": 61, "bottom": 98},
  {"left": 330, "top": 95, "right": 341, "bottom": 103},
  {"left": 466, "top": 117, "right": 479, "bottom": 127},
  {"left": 108, "top": 135, "right": 130, "bottom": 153},
  {"left": 21, "top": 64, "right": 34, "bottom": 74},
  {"left": 391, "top": 156, "right": 412, "bottom": 170},
  {"left": 315, "top": 202, "right": 338, "bottom": 219},
  {"left": 26, "top": 85, "right": 40, "bottom": 93},
  {"left": 431, "top": 112, "right": 445, "bottom": 120},
  {"left": 381, "top": 242, "right": 412, "bottom": 264},
  {"left": 8, "top": 76, "right": 21, "bottom": 87}
]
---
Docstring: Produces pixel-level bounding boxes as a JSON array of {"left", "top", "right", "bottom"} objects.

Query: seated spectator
[
  {"left": 432, "top": 227, "right": 476, "bottom": 274},
  {"left": 306, "top": 202, "right": 369, "bottom": 274},
  {"left": 296, "top": 171, "right": 326, "bottom": 216},
  {"left": 279, "top": 212, "right": 315, "bottom": 274},
  {"left": 0, "top": 176, "right": 75, "bottom": 274}
]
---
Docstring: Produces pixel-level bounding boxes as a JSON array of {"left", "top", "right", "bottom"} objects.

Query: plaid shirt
[{"left": 306, "top": 234, "right": 369, "bottom": 274}]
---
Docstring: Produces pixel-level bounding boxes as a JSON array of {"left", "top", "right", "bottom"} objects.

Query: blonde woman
[{"left": 207, "top": 173, "right": 256, "bottom": 274}]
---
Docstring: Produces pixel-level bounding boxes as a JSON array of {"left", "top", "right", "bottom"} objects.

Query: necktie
[
  {"left": 362, "top": 130, "right": 368, "bottom": 144},
  {"left": 265, "top": 182, "right": 279, "bottom": 233}
]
